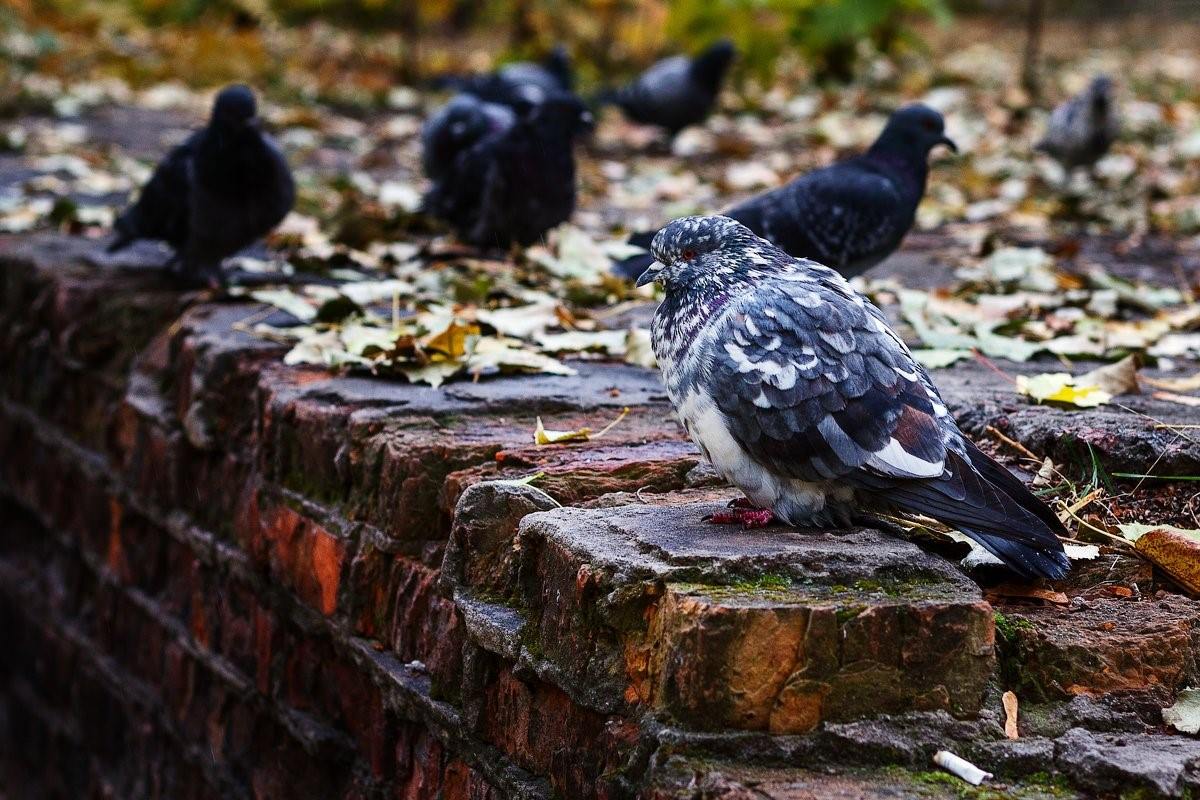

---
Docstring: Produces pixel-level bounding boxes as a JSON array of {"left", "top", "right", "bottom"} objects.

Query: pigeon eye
[{"left": 681, "top": 248, "right": 697, "bottom": 261}]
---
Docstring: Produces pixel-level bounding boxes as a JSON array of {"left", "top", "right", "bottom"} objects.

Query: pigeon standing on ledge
[
  {"left": 596, "top": 39, "right": 735, "bottom": 137},
  {"left": 108, "top": 84, "right": 295, "bottom": 288},
  {"left": 433, "top": 46, "right": 574, "bottom": 107},
  {"left": 640, "top": 216, "right": 1070, "bottom": 580},
  {"left": 424, "top": 92, "right": 593, "bottom": 248},
  {"left": 614, "top": 104, "right": 956, "bottom": 280},
  {"left": 1036, "top": 75, "right": 1119, "bottom": 173}
]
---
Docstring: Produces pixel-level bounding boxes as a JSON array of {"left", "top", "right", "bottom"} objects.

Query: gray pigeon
[
  {"left": 433, "top": 45, "right": 574, "bottom": 107},
  {"left": 614, "top": 104, "right": 956, "bottom": 280},
  {"left": 109, "top": 84, "right": 295, "bottom": 288},
  {"left": 638, "top": 215, "right": 1070, "bottom": 581},
  {"left": 1036, "top": 75, "right": 1119, "bottom": 172},
  {"left": 424, "top": 92, "right": 593, "bottom": 248},
  {"left": 596, "top": 39, "right": 735, "bottom": 137},
  {"left": 422, "top": 93, "right": 516, "bottom": 182}
]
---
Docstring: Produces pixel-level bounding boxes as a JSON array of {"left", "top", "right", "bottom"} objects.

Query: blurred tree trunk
[
  {"left": 510, "top": 0, "right": 538, "bottom": 51},
  {"left": 1022, "top": 0, "right": 1044, "bottom": 102},
  {"left": 398, "top": 2, "right": 420, "bottom": 81},
  {"left": 448, "top": 0, "right": 478, "bottom": 33}
]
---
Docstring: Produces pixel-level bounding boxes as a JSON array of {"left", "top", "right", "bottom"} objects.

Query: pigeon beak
[
  {"left": 939, "top": 134, "right": 958, "bottom": 153},
  {"left": 634, "top": 262, "right": 663, "bottom": 288}
]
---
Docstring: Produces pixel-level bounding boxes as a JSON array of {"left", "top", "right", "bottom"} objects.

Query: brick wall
[{"left": 0, "top": 235, "right": 701, "bottom": 799}]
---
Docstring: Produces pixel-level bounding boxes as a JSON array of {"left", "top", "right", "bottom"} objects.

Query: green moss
[
  {"left": 993, "top": 612, "right": 1036, "bottom": 643},
  {"left": 729, "top": 573, "right": 792, "bottom": 592}
]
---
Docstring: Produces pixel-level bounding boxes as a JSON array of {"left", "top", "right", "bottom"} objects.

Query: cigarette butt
[{"left": 934, "top": 750, "right": 993, "bottom": 786}]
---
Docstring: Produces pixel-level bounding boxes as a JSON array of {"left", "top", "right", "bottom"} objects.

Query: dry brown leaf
[
  {"left": 1135, "top": 528, "right": 1200, "bottom": 595},
  {"left": 988, "top": 583, "right": 1069, "bottom": 605},
  {"left": 1002, "top": 691, "right": 1019, "bottom": 739},
  {"left": 1142, "top": 371, "right": 1200, "bottom": 392},
  {"left": 1152, "top": 390, "right": 1200, "bottom": 407},
  {"left": 1079, "top": 355, "right": 1140, "bottom": 397}
]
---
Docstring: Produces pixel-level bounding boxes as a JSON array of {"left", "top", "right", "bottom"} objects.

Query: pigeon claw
[{"left": 703, "top": 506, "right": 776, "bottom": 528}]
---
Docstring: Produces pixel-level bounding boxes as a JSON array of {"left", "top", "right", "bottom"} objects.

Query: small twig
[
  {"left": 592, "top": 406, "right": 631, "bottom": 439},
  {"left": 985, "top": 425, "right": 1041, "bottom": 463}
]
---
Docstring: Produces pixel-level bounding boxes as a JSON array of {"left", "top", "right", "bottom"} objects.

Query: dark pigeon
[
  {"left": 639, "top": 215, "right": 1070, "bottom": 581},
  {"left": 108, "top": 84, "right": 295, "bottom": 288},
  {"left": 421, "top": 93, "right": 516, "bottom": 182},
  {"left": 424, "top": 91, "right": 593, "bottom": 248},
  {"left": 1036, "top": 75, "right": 1119, "bottom": 172},
  {"left": 615, "top": 103, "right": 956, "bottom": 280},
  {"left": 433, "top": 45, "right": 574, "bottom": 107},
  {"left": 596, "top": 39, "right": 735, "bottom": 137}
]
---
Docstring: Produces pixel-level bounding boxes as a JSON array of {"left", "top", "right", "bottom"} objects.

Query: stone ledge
[{"left": 448, "top": 495, "right": 993, "bottom": 732}]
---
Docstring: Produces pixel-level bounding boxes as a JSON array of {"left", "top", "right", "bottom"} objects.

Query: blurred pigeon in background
[
  {"left": 108, "top": 84, "right": 295, "bottom": 288},
  {"left": 639, "top": 215, "right": 1070, "bottom": 581},
  {"left": 596, "top": 39, "right": 735, "bottom": 137},
  {"left": 422, "top": 93, "right": 516, "bottom": 181},
  {"left": 424, "top": 91, "right": 593, "bottom": 248},
  {"left": 1036, "top": 75, "right": 1119, "bottom": 172},
  {"left": 433, "top": 45, "right": 575, "bottom": 107},
  {"left": 614, "top": 104, "right": 956, "bottom": 279}
]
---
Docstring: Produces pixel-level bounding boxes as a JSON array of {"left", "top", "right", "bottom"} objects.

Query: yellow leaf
[
  {"left": 534, "top": 417, "right": 593, "bottom": 445},
  {"left": 1016, "top": 373, "right": 1112, "bottom": 408},
  {"left": 423, "top": 320, "right": 480, "bottom": 359}
]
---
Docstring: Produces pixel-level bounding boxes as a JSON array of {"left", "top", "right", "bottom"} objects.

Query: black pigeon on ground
[
  {"left": 596, "top": 39, "right": 735, "bottom": 137},
  {"left": 639, "top": 215, "right": 1070, "bottom": 581},
  {"left": 424, "top": 91, "right": 593, "bottom": 248},
  {"left": 614, "top": 103, "right": 957, "bottom": 280},
  {"left": 1036, "top": 75, "right": 1119, "bottom": 172},
  {"left": 421, "top": 93, "right": 516, "bottom": 182},
  {"left": 433, "top": 46, "right": 574, "bottom": 107},
  {"left": 108, "top": 84, "right": 295, "bottom": 288}
]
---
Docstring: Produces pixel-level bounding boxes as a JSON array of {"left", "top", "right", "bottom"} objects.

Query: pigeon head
[
  {"left": 211, "top": 84, "right": 259, "bottom": 128},
  {"left": 691, "top": 39, "right": 736, "bottom": 90},
  {"left": 871, "top": 103, "right": 957, "bottom": 156},
  {"left": 1087, "top": 75, "right": 1114, "bottom": 111},
  {"left": 635, "top": 215, "right": 769, "bottom": 288},
  {"left": 544, "top": 45, "right": 574, "bottom": 89}
]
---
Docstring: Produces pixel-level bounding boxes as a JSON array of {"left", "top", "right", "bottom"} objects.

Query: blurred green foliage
[
  {"left": 667, "top": 0, "right": 952, "bottom": 82},
  {"left": 16, "top": 0, "right": 952, "bottom": 84}
]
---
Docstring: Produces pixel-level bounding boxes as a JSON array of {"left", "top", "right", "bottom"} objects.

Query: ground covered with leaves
[{"left": 1, "top": 13, "right": 1199, "bottom": 585}]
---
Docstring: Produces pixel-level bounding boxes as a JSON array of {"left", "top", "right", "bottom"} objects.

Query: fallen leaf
[
  {"left": 1132, "top": 528, "right": 1200, "bottom": 594},
  {"left": 250, "top": 288, "right": 318, "bottom": 322},
  {"left": 912, "top": 348, "right": 973, "bottom": 369},
  {"left": 536, "top": 330, "right": 626, "bottom": 355},
  {"left": 988, "top": 583, "right": 1069, "bottom": 604},
  {"left": 424, "top": 320, "right": 479, "bottom": 358},
  {"left": 1141, "top": 371, "right": 1200, "bottom": 392},
  {"left": 624, "top": 327, "right": 658, "bottom": 368},
  {"left": 1152, "top": 390, "right": 1200, "bottom": 407},
  {"left": 1016, "top": 373, "right": 1112, "bottom": 408},
  {"left": 533, "top": 407, "right": 629, "bottom": 446},
  {"left": 1002, "top": 691, "right": 1019, "bottom": 739},
  {"left": 534, "top": 417, "right": 593, "bottom": 445},
  {"left": 1117, "top": 523, "right": 1200, "bottom": 544},
  {"left": 1163, "top": 689, "right": 1200, "bottom": 735},
  {"left": 1078, "top": 355, "right": 1140, "bottom": 397}
]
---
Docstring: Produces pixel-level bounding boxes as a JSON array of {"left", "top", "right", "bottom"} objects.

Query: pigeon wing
[
  {"left": 705, "top": 275, "right": 1068, "bottom": 578},
  {"left": 735, "top": 163, "right": 907, "bottom": 273},
  {"left": 706, "top": 276, "right": 948, "bottom": 484}
]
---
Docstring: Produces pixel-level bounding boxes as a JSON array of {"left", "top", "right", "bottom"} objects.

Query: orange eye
[{"left": 682, "top": 248, "right": 697, "bottom": 260}]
